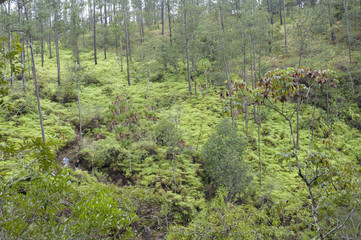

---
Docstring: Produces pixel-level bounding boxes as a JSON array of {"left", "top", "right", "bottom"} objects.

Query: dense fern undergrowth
[{"left": 2, "top": 19, "right": 361, "bottom": 239}]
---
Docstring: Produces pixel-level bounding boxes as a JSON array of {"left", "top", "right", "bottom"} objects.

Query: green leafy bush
[{"left": 202, "top": 118, "right": 252, "bottom": 200}]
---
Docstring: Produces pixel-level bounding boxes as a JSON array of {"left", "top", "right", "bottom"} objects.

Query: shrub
[
  {"left": 202, "top": 118, "right": 252, "bottom": 200},
  {"left": 81, "top": 73, "right": 101, "bottom": 86},
  {"left": 51, "top": 81, "right": 77, "bottom": 103},
  {"left": 150, "top": 72, "right": 165, "bottom": 83}
]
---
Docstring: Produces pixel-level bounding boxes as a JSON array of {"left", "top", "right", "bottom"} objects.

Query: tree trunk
[
  {"left": 257, "top": 103, "right": 262, "bottom": 187},
  {"left": 326, "top": 81, "right": 329, "bottom": 122},
  {"left": 250, "top": 36, "right": 257, "bottom": 122},
  {"left": 167, "top": 0, "right": 172, "bottom": 45},
  {"left": 8, "top": 1, "right": 13, "bottom": 87},
  {"left": 146, "top": 61, "right": 151, "bottom": 99},
  {"left": 270, "top": 0, "right": 274, "bottom": 25},
  {"left": 297, "top": 95, "right": 300, "bottom": 148},
  {"left": 161, "top": 0, "right": 165, "bottom": 35},
  {"left": 279, "top": 0, "right": 283, "bottom": 25},
  {"left": 26, "top": 37, "right": 31, "bottom": 77},
  {"left": 93, "top": 0, "right": 97, "bottom": 65},
  {"left": 258, "top": 46, "right": 262, "bottom": 82},
  {"left": 283, "top": 0, "right": 288, "bottom": 53},
  {"left": 54, "top": 10, "right": 61, "bottom": 85},
  {"left": 327, "top": 0, "right": 336, "bottom": 41},
  {"left": 192, "top": 56, "right": 197, "bottom": 97},
  {"left": 76, "top": 64, "right": 82, "bottom": 146},
  {"left": 127, "top": 20, "right": 131, "bottom": 61},
  {"left": 120, "top": 34, "right": 123, "bottom": 72},
  {"left": 124, "top": 0, "right": 131, "bottom": 85},
  {"left": 21, "top": 39, "right": 26, "bottom": 94},
  {"left": 48, "top": 18, "right": 52, "bottom": 59},
  {"left": 204, "top": 67, "right": 208, "bottom": 94},
  {"left": 140, "top": 2, "right": 144, "bottom": 42},
  {"left": 242, "top": 24, "right": 246, "bottom": 82},
  {"left": 245, "top": 99, "right": 249, "bottom": 134},
  {"left": 344, "top": 0, "right": 352, "bottom": 62},
  {"left": 18, "top": 2, "right": 26, "bottom": 94},
  {"left": 30, "top": 39, "right": 46, "bottom": 143},
  {"left": 183, "top": 0, "right": 192, "bottom": 94},
  {"left": 100, "top": 5, "right": 103, "bottom": 24},
  {"left": 138, "top": 2, "right": 142, "bottom": 43},
  {"left": 104, "top": 1, "right": 107, "bottom": 60},
  {"left": 23, "top": 1, "right": 31, "bottom": 77},
  {"left": 172, "top": 146, "right": 177, "bottom": 194},
  {"left": 113, "top": 2, "right": 117, "bottom": 50},
  {"left": 218, "top": 0, "right": 234, "bottom": 125},
  {"left": 40, "top": 21, "right": 44, "bottom": 67}
]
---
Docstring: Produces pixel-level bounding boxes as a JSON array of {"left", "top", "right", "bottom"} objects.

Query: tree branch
[{"left": 324, "top": 201, "right": 361, "bottom": 239}]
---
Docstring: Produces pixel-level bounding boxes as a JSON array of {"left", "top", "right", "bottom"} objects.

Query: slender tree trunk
[
  {"left": 270, "top": 0, "right": 274, "bottom": 24},
  {"left": 283, "top": 0, "right": 287, "bottom": 53},
  {"left": 172, "top": 146, "right": 177, "bottom": 194},
  {"left": 1, "top": 35, "right": 5, "bottom": 73},
  {"left": 100, "top": 5, "right": 103, "bottom": 24},
  {"left": 127, "top": 21, "right": 131, "bottom": 61},
  {"left": 27, "top": 40, "right": 31, "bottom": 75},
  {"left": 140, "top": 2, "right": 144, "bottom": 42},
  {"left": 250, "top": 36, "right": 257, "bottom": 122},
  {"left": 21, "top": 39, "right": 26, "bottom": 94},
  {"left": 93, "top": 0, "right": 97, "bottom": 65},
  {"left": 76, "top": 64, "right": 82, "bottom": 146},
  {"left": 218, "top": 1, "right": 234, "bottom": 125},
  {"left": 167, "top": 0, "right": 172, "bottom": 45},
  {"left": 146, "top": 52, "right": 155, "bottom": 99},
  {"left": 326, "top": 81, "right": 329, "bottom": 121},
  {"left": 23, "top": 1, "right": 31, "bottom": 77},
  {"left": 257, "top": 103, "right": 262, "bottom": 187},
  {"left": 18, "top": 2, "right": 26, "bottom": 94},
  {"left": 120, "top": 34, "right": 123, "bottom": 72},
  {"left": 242, "top": 24, "right": 246, "bottom": 82},
  {"left": 279, "top": 0, "right": 283, "bottom": 25},
  {"left": 104, "top": 2, "right": 107, "bottom": 60},
  {"left": 204, "top": 67, "right": 208, "bottom": 94},
  {"left": 258, "top": 46, "right": 262, "bottom": 82},
  {"left": 30, "top": 39, "right": 46, "bottom": 143},
  {"left": 245, "top": 99, "right": 249, "bottom": 134},
  {"left": 8, "top": 1, "right": 13, "bottom": 87},
  {"left": 138, "top": 3, "right": 142, "bottom": 43},
  {"left": 40, "top": 21, "right": 44, "bottom": 67},
  {"left": 124, "top": 0, "right": 131, "bottom": 85},
  {"left": 48, "top": 18, "right": 52, "bottom": 59},
  {"left": 75, "top": 38, "right": 80, "bottom": 65},
  {"left": 54, "top": 10, "right": 61, "bottom": 85},
  {"left": 161, "top": 0, "right": 165, "bottom": 35},
  {"left": 327, "top": 0, "right": 336, "bottom": 41},
  {"left": 344, "top": 0, "right": 352, "bottom": 62},
  {"left": 297, "top": 94, "right": 300, "bottom": 148},
  {"left": 192, "top": 56, "right": 197, "bottom": 97},
  {"left": 146, "top": 62, "right": 151, "bottom": 99},
  {"left": 114, "top": 2, "right": 118, "bottom": 50},
  {"left": 183, "top": 0, "right": 192, "bottom": 94}
]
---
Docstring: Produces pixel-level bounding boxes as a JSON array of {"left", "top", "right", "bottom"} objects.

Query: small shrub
[
  {"left": 202, "top": 118, "right": 252, "bottom": 200},
  {"left": 150, "top": 72, "right": 165, "bottom": 83},
  {"left": 81, "top": 73, "right": 101, "bottom": 86},
  {"left": 51, "top": 81, "right": 77, "bottom": 103}
]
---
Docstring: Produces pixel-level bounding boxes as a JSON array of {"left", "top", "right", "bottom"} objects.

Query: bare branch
[{"left": 324, "top": 201, "right": 361, "bottom": 239}]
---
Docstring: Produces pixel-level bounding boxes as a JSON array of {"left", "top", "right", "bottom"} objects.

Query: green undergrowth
[{"left": 2, "top": 25, "right": 361, "bottom": 237}]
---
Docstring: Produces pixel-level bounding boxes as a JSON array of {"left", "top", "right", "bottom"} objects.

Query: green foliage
[
  {"left": 202, "top": 118, "right": 252, "bottom": 200},
  {"left": 167, "top": 190, "right": 275, "bottom": 239},
  {"left": 0, "top": 34, "right": 23, "bottom": 112}
]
